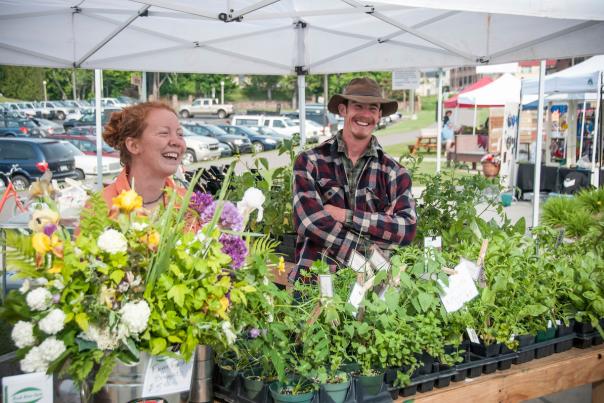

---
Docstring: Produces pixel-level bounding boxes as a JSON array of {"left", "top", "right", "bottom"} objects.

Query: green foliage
[
  {"left": 3, "top": 229, "right": 37, "bottom": 274},
  {"left": 0, "top": 66, "right": 45, "bottom": 100},
  {"left": 79, "top": 192, "right": 111, "bottom": 236}
]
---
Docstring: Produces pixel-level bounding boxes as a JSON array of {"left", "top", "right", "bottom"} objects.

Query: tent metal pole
[
  {"left": 472, "top": 103, "right": 477, "bottom": 135},
  {"left": 591, "top": 72, "right": 602, "bottom": 186},
  {"left": 298, "top": 74, "right": 306, "bottom": 147},
  {"left": 532, "top": 60, "right": 546, "bottom": 229},
  {"left": 579, "top": 96, "right": 587, "bottom": 159},
  {"left": 95, "top": 69, "right": 103, "bottom": 191},
  {"left": 296, "top": 19, "right": 307, "bottom": 148},
  {"left": 436, "top": 69, "right": 443, "bottom": 172}
]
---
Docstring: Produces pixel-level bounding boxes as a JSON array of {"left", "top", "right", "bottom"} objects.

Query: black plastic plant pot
[
  {"left": 482, "top": 362, "right": 498, "bottom": 375},
  {"left": 243, "top": 375, "right": 265, "bottom": 400},
  {"left": 535, "top": 327, "right": 556, "bottom": 343},
  {"left": 384, "top": 367, "right": 399, "bottom": 385},
  {"left": 517, "top": 334, "right": 536, "bottom": 348},
  {"left": 435, "top": 374, "right": 452, "bottom": 388},
  {"left": 573, "top": 333, "right": 594, "bottom": 349},
  {"left": 574, "top": 320, "right": 594, "bottom": 334},
  {"left": 594, "top": 333, "right": 604, "bottom": 346},
  {"left": 513, "top": 349, "right": 535, "bottom": 365},
  {"left": 414, "top": 352, "right": 434, "bottom": 375},
  {"left": 339, "top": 362, "right": 361, "bottom": 376},
  {"left": 535, "top": 344, "right": 555, "bottom": 359},
  {"left": 555, "top": 339, "right": 574, "bottom": 353},
  {"left": 417, "top": 379, "right": 435, "bottom": 393},
  {"left": 470, "top": 341, "right": 502, "bottom": 358},
  {"left": 452, "top": 370, "right": 466, "bottom": 383},
  {"left": 556, "top": 320, "right": 576, "bottom": 337},
  {"left": 497, "top": 357, "right": 514, "bottom": 371},
  {"left": 219, "top": 367, "right": 239, "bottom": 389},
  {"left": 400, "top": 384, "right": 418, "bottom": 397}
]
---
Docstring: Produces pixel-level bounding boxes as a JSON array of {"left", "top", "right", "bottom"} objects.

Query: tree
[{"left": 0, "top": 66, "right": 45, "bottom": 100}]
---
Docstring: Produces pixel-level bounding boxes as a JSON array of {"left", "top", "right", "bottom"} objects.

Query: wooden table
[{"left": 398, "top": 345, "right": 604, "bottom": 403}]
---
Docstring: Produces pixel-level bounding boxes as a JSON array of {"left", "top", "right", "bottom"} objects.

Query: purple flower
[
  {"left": 220, "top": 202, "right": 243, "bottom": 231},
  {"left": 52, "top": 294, "right": 60, "bottom": 304},
  {"left": 249, "top": 328, "right": 261, "bottom": 338},
  {"left": 219, "top": 234, "right": 247, "bottom": 269},
  {"left": 190, "top": 192, "right": 216, "bottom": 224},
  {"left": 43, "top": 224, "right": 57, "bottom": 237}
]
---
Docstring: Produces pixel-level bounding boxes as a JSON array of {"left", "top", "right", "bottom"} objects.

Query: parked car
[
  {"left": 63, "top": 108, "right": 121, "bottom": 129},
  {"left": 3, "top": 102, "right": 37, "bottom": 118},
  {"left": 181, "top": 122, "right": 252, "bottom": 154},
  {"left": 66, "top": 126, "right": 97, "bottom": 136},
  {"left": 217, "top": 142, "right": 232, "bottom": 157},
  {"left": 37, "top": 101, "right": 77, "bottom": 120},
  {"left": 63, "top": 100, "right": 94, "bottom": 120},
  {"left": 0, "top": 138, "right": 76, "bottom": 190},
  {"left": 289, "top": 119, "right": 320, "bottom": 143},
  {"left": 47, "top": 134, "right": 119, "bottom": 157},
  {"left": 31, "top": 117, "right": 66, "bottom": 136},
  {"left": 216, "top": 124, "right": 281, "bottom": 152},
  {"left": 0, "top": 118, "right": 44, "bottom": 137},
  {"left": 231, "top": 114, "right": 314, "bottom": 140},
  {"left": 101, "top": 98, "right": 128, "bottom": 109},
  {"left": 181, "top": 126, "right": 222, "bottom": 165},
  {"left": 60, "top": 141, "right": 121, "bottom": 180},
  {"left": 286, "top": 106, "right": 339, "bottom": 135},
  {"left": 179, "top": 98, "right": 234, "bottom": 119}
]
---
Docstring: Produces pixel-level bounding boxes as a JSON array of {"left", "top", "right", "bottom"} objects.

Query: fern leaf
[
  {"left": 79, "top": 191, "right": 111, "bottom": 235},
  {"left": 3, "top": 229, "right": 37, "bottom": 273},
  {"left": 249, "top": 236, "right": 280, "bottom": 256}
]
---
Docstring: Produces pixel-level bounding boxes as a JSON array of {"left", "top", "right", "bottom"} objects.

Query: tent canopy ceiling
[
  {"left": 457, "top": 73, "right": 521, "bottom": 107},
  {"left": 444, "top": 76, "right": 493, "bottom": 108},
  {"left": 522, "top": 55, "right": 604, "bottom": 94},
  {"left": 1, "top": 0, "right": 604, "bottom": 74}
]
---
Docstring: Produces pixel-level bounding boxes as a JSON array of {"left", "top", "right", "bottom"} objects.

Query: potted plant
[{"left": 480, "top": 153, "right": 501, "bottom": 178}]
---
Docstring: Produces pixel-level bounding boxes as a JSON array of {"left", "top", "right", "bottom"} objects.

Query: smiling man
[{"left": 290, "top": 77, "right": 417, "bottom": 281}]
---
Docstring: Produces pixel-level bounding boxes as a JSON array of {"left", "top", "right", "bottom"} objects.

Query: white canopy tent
[{"left": 1, "top": 0, "right": 603, "bottom": 188}]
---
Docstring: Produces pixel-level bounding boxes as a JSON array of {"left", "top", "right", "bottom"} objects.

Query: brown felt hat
[{"left": 328, "top": 77, "right": 398, "bottom": 116}]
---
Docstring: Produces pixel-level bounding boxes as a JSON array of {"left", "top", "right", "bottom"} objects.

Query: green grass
[{"left": 375, "top": 110, "right": 436, "bottom": 137}]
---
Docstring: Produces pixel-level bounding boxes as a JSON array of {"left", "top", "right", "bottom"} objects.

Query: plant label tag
[
  {"left": 142, "top": 355, "right": 194, "bottom": 397},
  {"left": 2, "top": 372, "right": 53, "bottom": 403},
  {"left": 510, "top": 333, "right": 516, "bottom": 341},
  {"left": 319, "top": 274, "right": 334, "bottom": 298},
  {"left": 457, "top": 258, "right": 481, "bottom": 282},
  {"left": 424, "top": 236, "right": 442, "bottom": 250},
  {"left": 348, "top": 282, "right": 366, "bottom": 312},
  {"left": 348, "top": 250, "right": 368, "bottom": 273},
  {"left": 438, "top": 267, "right": 479, "bottom": 313},
  {"left": 556, "top": 320, "right": 561, "bottom": 326},
  {"left": 547, "top": 319, "right": 553, "bottom": 328},
  {"left": 467, "top": 328, "right": 480, "bottom": 344},
  {"left": 369, "top": 248, "right": 390, "bottom": 272}
]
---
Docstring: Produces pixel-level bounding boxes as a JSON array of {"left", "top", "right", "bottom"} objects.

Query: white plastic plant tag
[
  {"left": 369, "top": 248, "right": 390, "bottom": 272},
  {"left": 424, "top": 236, "right": 442, "bottom": 250},
  {"left": 467, "top": 328, "right": 480, "bottom": 344},
  {"left": 348, "top": 282, "right": 366, "bottom": 312},
  {"left": 556, "top": 320, "right": 561, "bottom": 326},
  {"left": 348, "top": 250, "right": 368, "bottom": 273},
  {"left": 547, "top": 319, "right": 553, "bottom": 328},
  {"left": 456, "top": 258, "right": 481, "bottom": 282},
  {"left": 142, "top": 355, "right": 194, "bottom": 397},
  {"left": 2, "top": 372, "right": 53, "bottom": 403},
  {"left": 438, "top": 267, "right": 479, "bottom": 313},
  {"left": 319, "top": 274, "right": 334, "bottom": 298},
  {"left": 510, "top": 333, "right": 516, "bottom": 341}
]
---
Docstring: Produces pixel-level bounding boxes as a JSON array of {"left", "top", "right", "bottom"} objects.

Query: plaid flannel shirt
[{"left": 290, "top": 134, "right": 417, "bottom": 281}]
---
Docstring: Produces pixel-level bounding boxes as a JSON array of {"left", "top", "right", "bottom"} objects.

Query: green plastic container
[
  {"left": 501, "top": 192, "right": 513, "bottom": 207},
  {"left": 269, "top": 382, "right": 315, "bottom": 403},
  {"left": 243, "top": 375, "right": 264, "bottom": 399},
  {"left": 357, "top": 372, "right": 384, "bottom": 396},
  {"left": 322, "top": 378, "right": 351, "bottom": 403}
]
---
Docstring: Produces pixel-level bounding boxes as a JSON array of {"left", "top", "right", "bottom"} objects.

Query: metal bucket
[
  {"left": 89, "top": 354, "right": 185, "bottom": 403},
  {"left": 189, "top": 345, "right": 213, "bottom": 403}
]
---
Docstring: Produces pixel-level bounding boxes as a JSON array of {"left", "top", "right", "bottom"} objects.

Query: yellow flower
[
  {"left": 48, "top": 262, "right": 63, "bottom": 274},
  {"left": 32, "top": 233, "right": 52, "bottom": 255},
  {"left": 215, "top": 296, "right": 230, "bottom": 319},
  {"left": 28, "top": 208, "right": 60, "bottom": 233},
  {"left": 277, "top": 256, "right": 285, "bottom": 274},
  {"left": 140, "top": 230, "right": 160, "bottom": 251},
  {"left": 112, "top": 189, "right": 143, "bottom": 213}
]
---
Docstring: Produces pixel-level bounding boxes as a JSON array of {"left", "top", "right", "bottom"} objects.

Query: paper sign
[
  {"left": 438, "top": 265, "right": 479, "bottom": 313},
  {"left": 348, "top": 282, "right": 366, "bottom": 310},
  {"left": 369, "top": 248, "right": 390, "bottom": 272},
  {"left": 457, "top": 258, "right": 481, "bottom": 282},
  {"left": 2, "top": 372, "right": 53, "bottom": 403},
  {"left": 319, "top": 274, "right": 334, "bottom": 298},
  {"left": 467, "top": 328, "right": 480, "bottom": 344},
  {"left": 142, "top": 355, "right": 194, "bottom": 397},
  {"left": 423, "top": 236, "right": 442, "bottom": 250},
  {"left": 348, "top": 250, "right": 368, "bottom": 273}
]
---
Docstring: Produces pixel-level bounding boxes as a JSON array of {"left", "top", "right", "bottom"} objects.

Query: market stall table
[{"left": 400, "top": 345, "right": 604, "bottom": 403}]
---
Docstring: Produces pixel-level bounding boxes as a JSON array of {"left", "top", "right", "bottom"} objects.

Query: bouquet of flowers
[
  {"left": 1, "top": 170, "right": 277, "bottom": 394},
  {"left": 480, "top": 153, "right": 501, "bottom": 166}
]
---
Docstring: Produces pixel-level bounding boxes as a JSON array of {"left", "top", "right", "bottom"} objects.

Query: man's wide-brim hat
[{"left": 328, "top": 77, "right": 398, "bottom": 116}]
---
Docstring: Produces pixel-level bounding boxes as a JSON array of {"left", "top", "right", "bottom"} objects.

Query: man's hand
[{"left": 325, "top": 204, "right": 347, "bottom": 223}]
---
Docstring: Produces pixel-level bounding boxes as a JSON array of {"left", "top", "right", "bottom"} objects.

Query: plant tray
[
  {"left": 398, "top": 373, "right": 439, "bottom": 398},
  {"left": 554, "top": 338, "right": 574, "bottom": 353},
  {"left": 470, "top": 341, "right": 502, "bottom": 358},
  {"left": 574, "top": 331, "right": 604, "bottom": 349},
  {"left": 349, "top": 377, "right": 393, "bottom": 403},
  {"left": 574, "top": 321, "right": 594, "bottom": 334},
  {"left": 556, "top": 320, "right": 575, "bottom": 337},
  {"left": 434, "top": 368, "right": 457, "bottom": 389}
]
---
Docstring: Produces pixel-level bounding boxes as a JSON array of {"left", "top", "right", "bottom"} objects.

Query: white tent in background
[
  {"left": 523, "top": 55, "right": 604, "bottom": 94},
  {"left": 458, "top": 74, "right": 521, "bottom": 106}
]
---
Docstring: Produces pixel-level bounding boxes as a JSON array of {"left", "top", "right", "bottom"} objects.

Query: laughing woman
[{"left": 102, "top": 102, "right": 187, "bottom": 210}]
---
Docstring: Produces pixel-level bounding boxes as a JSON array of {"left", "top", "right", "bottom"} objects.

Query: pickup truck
[{"left": 179, "top": 98, "right": 234, "bottom": 119}]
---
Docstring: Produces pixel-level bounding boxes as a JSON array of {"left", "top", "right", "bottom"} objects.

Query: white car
[
  {"left": 182, "top": 127, "right": 221, "bottom": 165},
  {"left": 61, "top": 141, "right": 121, "bottom": 180}
]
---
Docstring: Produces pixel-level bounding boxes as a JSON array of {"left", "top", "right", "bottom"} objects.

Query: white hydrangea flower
[
  {"left": 52, "top": 279, "right": 64, "bottom": 291},
  {"left": 11, "top": 321, "right": 35, "bottom": 349},
  {"left": 83, "top": 325, "right": 119, "bottom": 350},
  {"left": 97, "top": 229, "right": 128, "bottom": 254},
  {"left": 131, "top": 222, "right": 148, "bottom": 232},
  {"left": 19, "top": 279, "right": 31, "bottom": 294},
  {"left": 237, "top": 188, "right": 266, "bottom": 222},
  {"left": 39, "top": 337, "right": 66, "bottom": 362},
  {"left": 26, "top": 287, "right": 53, "bottom": 311},
  {"left": 120, "top": 300, "right": 151, "bottom": 335},
  {"left": 20, "top": 346, "right": 48, "bottom": 373},
  {"left": 221, "top": 321, "right": 237, "bottom": 345},
  {"left": 38, "top": 309, "right": 66, "bottom": 335}
]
